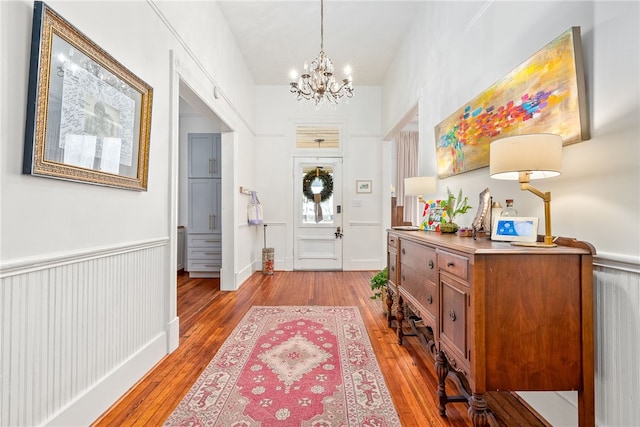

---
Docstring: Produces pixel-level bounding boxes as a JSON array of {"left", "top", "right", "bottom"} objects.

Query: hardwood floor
[{"left": 92, "top": 271, "right": 546, "bottom": 426}]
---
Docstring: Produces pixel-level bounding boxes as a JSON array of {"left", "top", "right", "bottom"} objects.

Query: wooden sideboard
[{"left": 386, "top": 229, "right": 595, "bottom": 427}]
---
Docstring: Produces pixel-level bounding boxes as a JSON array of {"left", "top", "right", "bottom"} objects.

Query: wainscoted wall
[
  {"left": 344, "top": 221, "right": 383, "bottom": 270},
  {"left": 0, "top": 239, "right": 170, "bottom": 426},
  {"left": 593, "top": 258, "right": 640, "bottom": 426},
  {"left": 1, "top": 239, "right": 638, "bottom": 426},
  {"left": 519, "top": 257, "right": 640, "bottom": 427}
]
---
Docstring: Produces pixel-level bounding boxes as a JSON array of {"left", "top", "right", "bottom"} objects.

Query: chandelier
[{"left": 289, "top": 0, "right": 354, "bottom": 105}]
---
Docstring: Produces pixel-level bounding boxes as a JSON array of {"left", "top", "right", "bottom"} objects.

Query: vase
[{"left": 440, "top": 222, "right": 459, "bottom": 233}]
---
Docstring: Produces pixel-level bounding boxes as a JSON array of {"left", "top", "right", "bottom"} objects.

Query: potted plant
[
  {"left": 440, "top": 188, "right": 472, "bottom": 233},
  {"left": 370, "top": 267, "right": 388, "bottom": 306}
]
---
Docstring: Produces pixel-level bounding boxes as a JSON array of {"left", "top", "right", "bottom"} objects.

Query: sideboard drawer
[
  {"left": 438, "top": 250, "right": 468, "bottom": 281},
  {"left": 440, "top": 274, "right": 469, "bottom": 366},
  {"left": 387, "top": 233, "right": 398, "bottom": 248},
  {"left": 401, "top": 239, "right": 437, "bottom": 282},
  {"left": 388, "top": 247, "right": 399, "bottom": 288},
  {"left": 401, "top": 264, "right": 437, "bottom": 324}
]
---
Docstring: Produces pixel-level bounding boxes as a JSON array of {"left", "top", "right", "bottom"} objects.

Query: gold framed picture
[{"left": 23, "top": 1, "right": 153, "bottom": 190}]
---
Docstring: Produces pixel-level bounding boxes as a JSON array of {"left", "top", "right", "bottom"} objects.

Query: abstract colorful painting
[{"left": 434, "top": 27, "right": 589, "bottom": 178}]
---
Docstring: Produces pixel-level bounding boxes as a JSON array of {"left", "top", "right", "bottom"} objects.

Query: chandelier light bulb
[{"left": 290, "top": 69, "right": 298, "bottom": 80}]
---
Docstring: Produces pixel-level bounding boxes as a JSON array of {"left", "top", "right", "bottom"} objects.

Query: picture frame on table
[
  {"left": 23, "top": 1, "right": 153, "bottom": 191},
  {"left": 472, "top": 188, "right": 492, "bottom": 233},
  {"left": 422, "top": 199, "right": 448, "bottom": 231}
]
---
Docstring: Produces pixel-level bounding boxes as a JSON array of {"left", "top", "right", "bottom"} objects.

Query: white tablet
[{"left": 491, "top": 217, "right": 539, "bottom": 243}]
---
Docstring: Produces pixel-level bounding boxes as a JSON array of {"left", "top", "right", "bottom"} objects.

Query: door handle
[{"left": 335, "top": 226, "right": 343, "bottom": 239}]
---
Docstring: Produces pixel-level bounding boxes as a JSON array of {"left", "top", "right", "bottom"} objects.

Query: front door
[{"left": 293, "top": 157, "right": 343, "bottom": 270}]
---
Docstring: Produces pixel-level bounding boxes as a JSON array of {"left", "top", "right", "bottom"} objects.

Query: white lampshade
[
  {"left": 404, "top": 176, "right": 436, "bottom": 197},
  {"left": 490, "top": 134, "right": 563, "bottom": 180}
]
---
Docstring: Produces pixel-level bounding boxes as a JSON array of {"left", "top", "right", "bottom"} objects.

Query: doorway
[{"left": 293, "top": 157, "right": 343, "bottom": 270}]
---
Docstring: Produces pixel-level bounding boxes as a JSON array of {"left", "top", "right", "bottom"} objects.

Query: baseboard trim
[
  {"left": 45, "top": 332, "right": 168, "bottom": 426},
  {"left": 167, "top": 316, "right": 180, "bottom": 352},
  {"left": 516, "top": 391, "right": 577, "bottom": 427}
]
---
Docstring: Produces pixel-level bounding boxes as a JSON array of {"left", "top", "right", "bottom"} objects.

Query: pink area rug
[{"left": 164, "top": 306, "right": 401, "bottom": 426}]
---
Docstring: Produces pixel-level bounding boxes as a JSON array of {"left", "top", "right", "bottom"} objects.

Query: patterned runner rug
[{"left": 164, "top": 306, "right": 401, "bottom": 426}]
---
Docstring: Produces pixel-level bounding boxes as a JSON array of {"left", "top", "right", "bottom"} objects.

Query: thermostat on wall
[{"left": 491, "top": 217, "right": 539, "bottom": 243}]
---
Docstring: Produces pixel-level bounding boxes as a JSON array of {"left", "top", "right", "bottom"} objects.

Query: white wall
[
  {"left": 253, "top": 85, "right": 386, "bottom": 271},
  {"left": 0, "top": 0, "right": 258, "bottom": 424},
  {"left": 382, "top": 1, "right": 640, "bottom": 426},
  {"left": 383, "top": 1, "right": 639, "bottom": 261}
]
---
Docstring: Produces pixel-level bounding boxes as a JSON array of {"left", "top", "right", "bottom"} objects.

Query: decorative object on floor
[
  {"left": 369, "top": 267, "right": 388, "bottom": 301},
  {"left": 289, "top": 0, "right": 354, "bottom": 105},
  {"left": 440, "top": 188, "right": 472, "bottom": 233},
  {"left": 434, "top": 27, "right": 588, "bottom": 178},
  {"left": 23, "top": 1, "right": 153, "bottom": 191},
  {"left": 490, "top": 133, "right": 562, "bottom": 247},
  {"left": 262, "top": 224, "right": 274, "bottom": 275},
  {"left": 164, "top": 306, "right": 401, "bottom": 426}
]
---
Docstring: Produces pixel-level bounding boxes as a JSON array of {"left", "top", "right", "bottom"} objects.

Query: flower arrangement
[{"left": 440, "top": 188, "right": 472, "bottom": 233}]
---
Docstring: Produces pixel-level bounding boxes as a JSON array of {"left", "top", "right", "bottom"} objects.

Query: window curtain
[{"left": 396, "top": 131, "right": 419, "bottom": 224}]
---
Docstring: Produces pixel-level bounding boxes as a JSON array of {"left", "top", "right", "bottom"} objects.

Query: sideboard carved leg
[
  {"left": 385, "top": 286, "right": 394, "bottom": 327},
  {"left": 396, "top": 294, "right": 405, "bottom": 345},
  {"left": 435, "top": 350, "right": 449, "bottom": 416},
  {"left": 468, "top": 393, "right": 490, "bottom": 427}
]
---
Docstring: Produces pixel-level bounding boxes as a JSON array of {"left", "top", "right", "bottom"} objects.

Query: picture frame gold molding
[{"left": 23, "top": 1, "right": 153, "bottom": 191}]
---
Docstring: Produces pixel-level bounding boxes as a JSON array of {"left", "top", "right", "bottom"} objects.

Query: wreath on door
[{"left": 303, "top": 169, "right": 333, "bottom": 202}]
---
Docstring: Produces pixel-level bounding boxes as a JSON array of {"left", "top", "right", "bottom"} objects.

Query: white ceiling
[{"left": 216, "top": 1, "right": 428, "bottom": 86}]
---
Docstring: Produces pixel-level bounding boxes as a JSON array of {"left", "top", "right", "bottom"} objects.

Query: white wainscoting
[
  {"left": 593, "top": 256, "right": 640, "bottom": 427},
  {"left": 519, "top": 255, "right": 640, "bottom": 427},
  {"left": 0, "top": 239, "right": 170, "bottom": 426},
  {"left": 2, "top": 239, "right": 637, "bottom": 426},
  {"left": 343, "top": 221, "right": 383, "bottom": 271}
]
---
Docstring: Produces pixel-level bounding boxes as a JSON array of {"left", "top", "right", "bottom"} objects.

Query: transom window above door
[{"left": 296, "top": 126, "right": 340, "bottom": 149}]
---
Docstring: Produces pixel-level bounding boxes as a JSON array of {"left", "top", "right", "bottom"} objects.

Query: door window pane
[{"left": 302, "top": 166, "right": 334, "bottom": 224}]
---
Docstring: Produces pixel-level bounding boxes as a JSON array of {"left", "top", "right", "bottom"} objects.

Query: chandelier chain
[{"left": 320, "top": 0, "right": 324, "bottom": 52}]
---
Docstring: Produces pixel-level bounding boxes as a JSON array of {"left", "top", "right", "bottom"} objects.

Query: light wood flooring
[{"left": 92, "top": 271, "right": 547, "bottom": 426}]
